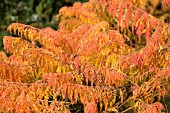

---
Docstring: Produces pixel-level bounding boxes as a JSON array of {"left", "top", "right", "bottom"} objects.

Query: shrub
[{"left": 0, "top": 0, "right": 170, "bottom": 112}]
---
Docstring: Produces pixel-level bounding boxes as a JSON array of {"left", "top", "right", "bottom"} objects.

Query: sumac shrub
[{"left": 0, "top": 0, "right": 170, "bottom": 112}]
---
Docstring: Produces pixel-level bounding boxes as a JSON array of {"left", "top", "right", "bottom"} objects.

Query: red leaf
[
  {"left": 91, "top": 73, "right": 96, "bottom": 86},
  {"left": 111, "top": 0, "right": 118, "bottom": 19},
  {"left": 85, "top": 70, "right": 89, "bottom": 85},
  {"left": 136, "top": 24, "right": 143, "bottom": 43},
  {"left": 132, "top": 9, "right": 141, "bottom": 34},
  {"left": 145, "top": 28, "right": 151, "bottom": 44},
  {"left": 149, "top": 17, "right": 157, "bottom": 29},
  {"left": 84, "top": 102, "right": 98, "bottom": 113},
  {"left": 118, "top": 4, "right": 124, "bottom": 24},
  {"left": 9, "top": 71, "right": 12, "bottom": 82},
  {"left": 167, "top": 37, "right": 170, "bottom": 47},
  {"left": 125, "top": 4, "right": 132, "bottom": 28},
  {"left": 162, "top": 0, "right": 170, "bottom": 5},
  {"left": 102, "top": 0, "right": 107, "bottom": 12},
  {"left": 107, "top": 1, "right": 112, "bottom": 15}
]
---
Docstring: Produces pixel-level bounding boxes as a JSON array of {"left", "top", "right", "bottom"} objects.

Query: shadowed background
[{"left": 0, "top": 0, "right": 87, "bottom": 51}]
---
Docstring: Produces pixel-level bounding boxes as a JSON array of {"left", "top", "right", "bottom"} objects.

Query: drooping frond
[
  {"left": 1, "top": 0, "right": 170, "bottom": 112},
  {"left": 7, "top": 23, "right": 72, "bottom": 55}
]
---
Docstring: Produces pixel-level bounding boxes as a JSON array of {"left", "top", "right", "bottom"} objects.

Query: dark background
[{"left": 0, "top": 0, "right": 87, "bottom": 51}]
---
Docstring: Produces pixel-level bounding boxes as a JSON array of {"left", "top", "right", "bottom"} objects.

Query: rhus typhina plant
[{"left": 0, "top": 0, "right": 170, "bottom": 112}]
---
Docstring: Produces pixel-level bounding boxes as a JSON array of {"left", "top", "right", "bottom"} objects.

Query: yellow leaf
[
  {"left": 106, "top": 107, "right": 118, "bottom": 112},
  {"left": 57, "top": 66, "right": 62, "bottom": 73},
  {"left": 110, "top": 94, "right": 116, "bottom": 106},
  {"left": 119, "top": 89, "right": 124, "bottom": 103},
  {"left": 33, "top": 104, "right": 41, "bottom": 112}
]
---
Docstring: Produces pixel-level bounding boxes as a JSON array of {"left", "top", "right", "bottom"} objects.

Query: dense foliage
[{"left": 0, "top": 0, "right": 170, "bottom": 112}]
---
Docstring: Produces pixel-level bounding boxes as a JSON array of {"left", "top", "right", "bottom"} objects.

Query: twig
[
  {"left": 117, "top": 97, "right": 133, "bottom": 109},
  {"left": 120, "top": 106, "right": 134, "bottom": 113}
]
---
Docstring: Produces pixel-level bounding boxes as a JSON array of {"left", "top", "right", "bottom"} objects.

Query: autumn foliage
[{"left": 0, "top": 0, "right": 170, "bottom": 112}]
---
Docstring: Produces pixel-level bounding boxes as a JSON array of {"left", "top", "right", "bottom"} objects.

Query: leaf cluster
[{"left": 0, "top": 0, "right": 170, "bottom": 112}]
